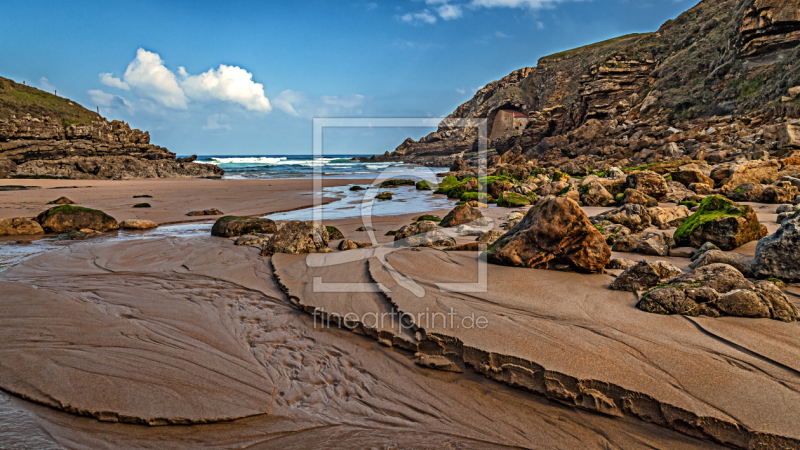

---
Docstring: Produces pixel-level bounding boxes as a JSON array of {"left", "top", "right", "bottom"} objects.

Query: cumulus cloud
[
  {"left": 398, "top": 9, "right": 437, "bottom": 24},
  {"left": 202, "top": 114, "right": 231, "bottom": 130},
  {"left": 437, "top": 3, "right": 463, "bottom": 19},
  {"left": 99, "top": 73, "right": 130, "bottom": 90},
  {"left": 470, "top": 0, "right": 567, "bottom": 8},
  {"left": 271, "top": 91, "right": 366, "bottom": 118},
  {"left": 179, "top": 65, "right": 271, "bottom": 112},
  {"left": 38, "top": 77, "right": 56, "bottom": 92},
  {"left": 88, "top": 89, "right": 132, "bottom": 110},
  {"left": 123, "top": 49, "right": 188, "bottom": 109}
]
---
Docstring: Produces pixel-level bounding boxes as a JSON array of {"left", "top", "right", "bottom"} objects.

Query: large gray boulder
[{"left": 753, "top": 212, "right": 800, "bottom": 281}]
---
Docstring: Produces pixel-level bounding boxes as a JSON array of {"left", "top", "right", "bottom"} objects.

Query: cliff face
[
  {"left": 373, "top": 0, "right": 800, "bottom": 166},
  {"left": 0, "top": 77, "right": 223, "bottom": 180}
]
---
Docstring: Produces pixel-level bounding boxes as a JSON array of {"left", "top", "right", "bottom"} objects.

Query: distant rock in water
[
  {"left": 120, "top": 219, "right": 158, "bottom": 230},
  {"left": 0, "top": 77, "right": 223, "bottom": 180}
]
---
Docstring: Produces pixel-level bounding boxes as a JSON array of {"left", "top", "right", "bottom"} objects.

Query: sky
[{"left": 0, "top": 0, "right": 699, "bottom": 156}]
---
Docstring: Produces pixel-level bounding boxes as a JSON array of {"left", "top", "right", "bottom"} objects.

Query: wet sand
[
  {"left": 0, "top": 178, "right": 363, "bottom": 224},
  {"left": 0, "top": 185, "right": 798, "bottom": 449}
]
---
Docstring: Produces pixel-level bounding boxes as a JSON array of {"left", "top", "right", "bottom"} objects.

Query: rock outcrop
[
  {"left": 637, "top": 263, "right": 799, "bottom": 322},
  {"left": 488, "top": 198, "right": 610, "bottom": 272},
  {"left": 610, "top": 260, "right": 683, "bottom": 292},
  {"left": 0, "top": 217, "right": 44, "bottom": 236},
  {"left": 753, "top": 211, "right": 800, "bottom": 281},
  {"left": 36, "top": 205, "right": 119, "bottom": 233},
  {"left": 261, "top": 221, "right": 331, "bottom": 255},
  {"left": 439, "top": 205, "right": 484, "bottom": 228},
  {"left": 0, "top": 78, "right": 224, "bottom": 180},
  {"left": 211, "top": 216, "right": 277, "bottom": 238},
  {"left": 673, "top": 196, "right": 767, "bottom": 250}
]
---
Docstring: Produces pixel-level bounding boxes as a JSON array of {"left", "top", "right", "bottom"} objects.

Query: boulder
[
  {"left": 592, "top": 220, "right": 631, "bottom": 245},
  {"left": 663, "top": 181, "right": 695, "bottom": 204},
  {"left": 234, "top": 234, "right": 272, "bottom": 246},
  {"left": 261, "top": 221, "right": 332, "bottom": 255},
  {"left": 606, "top": 258, "right": 637, "bottom": 270},
  {"left": 187, "top": 209, "right": 224, "bottom": 216},
  {"left": 612, "top": 232, "right": 675, "bottom": 257},
  {"left": 415, "top": 181, "right": 433, "bottom": 191},
  {"left": 673, "top": 196, "right": 767, "bottom": 250},
  {"left": 497, "top": 192, "right": 532, "bottom": 208},
  {"left": 722, "top": 160, "right": 781, "bottom": 192},
  {"left": 338, "top": 239, "right": 372, "bottom": 250},
  {"left": 211, "top": 216, "right": 277, "bottom": 238},
  {"left": 450, "top": 158, "right": 469, "bottom": 172},
  {"left": 36, "top": 205, "right": 119, "bottom": 233},
  {"left": 753, "top": 212, "right": 800, "bottom": 281},
  {"left": 726, "top": 183, "right": 764, "bottom": 202},
  {"left": 626, "top": 170, "right": 668, "bottom": 200},
  {"left": 56, "top": 230, "right": 89, "bottom": 241},
  {"left": 120, "top": 219, "right": 158, "bottom": 230},
  {"left": 621, "top": 189, "right": 658, "bottom": 207},
  {"left": 376, "top": 192, "right": 394, "bottom": 200},
  {"left": 47, "top": 197, "right": 74, "bottom": 205},
  {"left": 762, "top": 182, "right": 799, "bottom": 204},
  {"left": 394, "top": 221, "right": 456, "bottom": 248},
  {"left": 350, "top": 185, "right": 366, "bottom": 191},
  {"left": 637, "top": 264, "right": 798, "bottom": 322},
  {"left": 647, "top": 205, "right": 691, "bottom": 228},
  {"left": 488, "top": 180, "right": 515, "bottom": 199},
  {"left": 778, "top": 124, "right": 800, "bottom": 149},
  {"left": 325, "top": 226, "right": 345, "bottom": 240},
  {"left": 476, "top": 230, "right": 505, "bottom": 244},
  {"left": 0, "top": 218, "right": 44, "bottom": 236},
  {"left": 691, "top": 242, "right": 720, "bottom": 261},
  {"left": 456, "top": 225, "right": 484, "bottom": 236},
  {"left": 610, "top": 260, "right": 683, "bottom": 292},
  {"left": 581, "top": 183, "right": 615, "bottom": 206},
  {"left": 689, "top": 249, "right": 753, "bottom": 278},
  {"left": 440, "top": 204, "right": 483, "bottom": 227},
  {"left": 591, "top": 204, "right": 652, "bottom": 233},
  {"left": 488, "top": 198, "right": 610, "bottom": 273},
  {"left": 671, "top": 169, "right": 714, "bottom": 188}
]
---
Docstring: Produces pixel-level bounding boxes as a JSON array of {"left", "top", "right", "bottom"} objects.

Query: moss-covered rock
[
  {"left": 47, "top": 197, "right": 74, "bottom": 205},
  {"left": 349, "top": 185, "right": 366, "bottom": 191},
  {"left": 461, "top": 192, "right": 489, "bottom": 203},
  {"left": 497, "top": 192, "right": 531, "bottom": 208},
  {"left": 380, "top": 179, "right": 416, "bottom": 188},
  {"left": 211, "top": 216, "right": 277, "bottom": 238},
  {"left": 673, "top": 195, "right": 767, "bottom": 250},
  {"left": 133, "top": 203, "right": 151, "bottom": 208},
  {"left": 415, "top": 215, "right": 442, "bottom": 222},
  {"left": 551, "top": 171, "right": 569, "bottom": 182},
  {"left": 415, "top": 180, "right": 434, "bottom": 190},
  {"left": 36, "top": 205, "right": 119, "bottom": 233},
  {"left": 376, "top": 192, "right": 393, "bottom": 200},
  {"left": 325, "top": 226, "right": 344, "bottom": 240}
]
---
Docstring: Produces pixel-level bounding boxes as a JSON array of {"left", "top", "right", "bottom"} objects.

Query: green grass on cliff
[
  {"left": 540, "top": 33, "right": 653, "bottom": 61},
  {"left": 0, "top": 76, "right": 100, "bottom": 127}
]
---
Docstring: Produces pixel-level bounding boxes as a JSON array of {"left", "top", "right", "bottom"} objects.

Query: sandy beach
[
  {"left": 0, "top": 175, "right": 798, "bottom": 449},
  {"left": 0, "top": 178, "right": 365, "bottom": 225}
]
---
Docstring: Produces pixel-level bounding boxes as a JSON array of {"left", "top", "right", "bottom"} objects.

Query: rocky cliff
[
  {"left": 367, "top": 0, "right": 800, "bottom": 167},
  {"left": 0, "top": 77, "right": 223, "bottom": 180}
]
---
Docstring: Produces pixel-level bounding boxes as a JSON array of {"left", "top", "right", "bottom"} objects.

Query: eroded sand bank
[{"left": 0, "top": 194, "right": 798, "bottom": 448}]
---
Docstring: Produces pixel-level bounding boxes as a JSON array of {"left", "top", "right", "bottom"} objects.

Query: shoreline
[{"left": 0, "top": 177, "right": 368, "bottom": 225}]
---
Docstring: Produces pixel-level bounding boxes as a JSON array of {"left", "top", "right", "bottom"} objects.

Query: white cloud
[
  {"left": 536, "top": 21, "right": 545, "bottom": 29},
  {"left": 271, "top": 91, "right": 366, "bottom": 118},
  {"left": 470, "top": 0, "right": 567, "bottom": 8},
  {"left": 273, "top": 90, "right": 303, "bottom": 116},
  {"left": 87, "top": 89, "right": 132, "bottom": 110},
  {"left": 398, "top": 9, "right": 437, "bottom": 24},
  {"left": 456, "top": 88, "right": 466, "bottom": 94},
  {"left": 437, "top": 3, "right": 463, "bottom": 19},
  {"left": 123, "top": 48, "right": 188, "bottom": 109},
  {"left": 38, "top": 77, "right": 56, "bottom": 92},
  {"left": 495, "top": 31, "right": 510, "bottom": 37},
  {"left": 202, "top": 114, "right": 231, "bottom": 130},
  {"left": 179, "top": 64, "right": 271, "bottom": 112},
  {"left": 99, "top": 73, "right": 130, "bottom": 90}
]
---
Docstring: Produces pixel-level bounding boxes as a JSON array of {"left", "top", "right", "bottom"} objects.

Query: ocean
[{"left": 196, "top": 154, "right": 442, "bottom": 180}]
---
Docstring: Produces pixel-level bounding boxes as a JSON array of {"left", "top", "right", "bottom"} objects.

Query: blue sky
[{"left": 1, "top": 0, "right": 699, "bottom": 156}]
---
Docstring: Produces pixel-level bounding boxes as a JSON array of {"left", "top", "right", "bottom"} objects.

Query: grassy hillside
[{"left": 0, "top": 76, "right": 100, "bottom": 127}]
